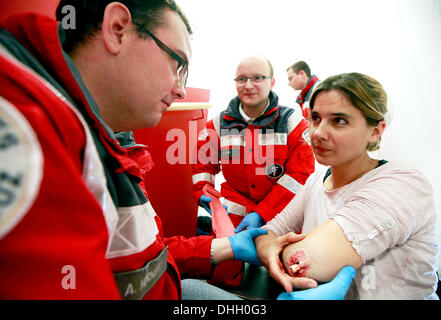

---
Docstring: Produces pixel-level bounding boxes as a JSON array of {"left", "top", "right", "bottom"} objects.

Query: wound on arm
[{"left": 285, "top": 249, "right": 311, "bottom": 277}]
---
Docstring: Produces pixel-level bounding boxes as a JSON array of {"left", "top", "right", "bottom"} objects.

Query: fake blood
[{"left": 287, "top": 249, "right": 310, "bottom": 277}]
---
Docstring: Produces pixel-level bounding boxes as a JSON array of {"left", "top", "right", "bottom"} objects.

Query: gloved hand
[
  {"left": 199, "top": 195, "right": 212, "bottom": 215},
  {"left": 277, "top": 266, "right": 356, "bottom": 300},
  {"left": 234, "top": 212, "right": 265, "bottom": 232},
  {"left": 228, "top": 228, "right": 268, "bottom": 266}
]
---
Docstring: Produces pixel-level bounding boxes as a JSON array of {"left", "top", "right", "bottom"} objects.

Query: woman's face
[{"left": 309, "top": 90, "right": 382, "bottom": 168}]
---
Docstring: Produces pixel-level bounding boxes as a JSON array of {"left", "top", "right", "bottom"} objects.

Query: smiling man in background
[{"left": 192, "top": 55, "right": 315, "bottom": 234}]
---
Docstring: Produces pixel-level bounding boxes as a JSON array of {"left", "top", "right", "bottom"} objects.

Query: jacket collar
[
  {"left": 296, "top": 75, "right": 319, "bottom": 104},
  {"left": 222, "top": 91, "right": 280, "bottom": 127},
  {"left": 2, "top": 13, "right": 126, "bottom": 153}
]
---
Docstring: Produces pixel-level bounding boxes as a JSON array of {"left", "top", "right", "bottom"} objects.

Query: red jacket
[
  {"left": 192, "top": 93, "right": 315, "bottom": 226},
  {"left": 296, "top": 75, "right": 320, "bottom": 120},
  {"left": 0, "top": 13, "right": 212, "bottom": 299}
]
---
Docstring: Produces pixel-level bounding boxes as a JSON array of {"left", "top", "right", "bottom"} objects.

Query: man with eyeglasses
[
  {"left": 0, "top": 0, "right": 309, "bottom": 300},
  {"left": 192, "top": 55, "right": 315, "bottom": 251}
]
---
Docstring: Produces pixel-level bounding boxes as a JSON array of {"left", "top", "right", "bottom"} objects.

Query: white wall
[{"left": 179, "top": 0, "right": 441, "bottom": 271}]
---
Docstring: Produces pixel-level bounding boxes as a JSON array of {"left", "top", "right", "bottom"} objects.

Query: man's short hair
[
  {"left": 256, "top": 54, "right": 274, "bottom": 78},
  {"left": 287, "top": 61, "right": 311, "bottom": 78},
  {"left": 56, "top": 0, "right": 192, "bottom": 53}
]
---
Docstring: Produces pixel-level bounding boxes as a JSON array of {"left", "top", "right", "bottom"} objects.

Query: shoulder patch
[{"left": 0, "top": 97, "right": 43, "bottom": 239}]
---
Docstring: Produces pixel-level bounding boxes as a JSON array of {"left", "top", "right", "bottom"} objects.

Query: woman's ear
[
  {"left": 369, "top": 120, "right": 386, "bottom": 144},
  {"left": 101, "top": 2, "right": 132, "bottom": 55}
]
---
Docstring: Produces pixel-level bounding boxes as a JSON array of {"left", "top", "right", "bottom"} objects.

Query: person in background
[
  {"left": 287, "top": 61, "right": 320, "bottom": 119},
  {"left": 192, "top": 55, "right": 315, "bottom": 234},
  {"left": 256, "top": 72, "right": 440, "bottom": 299}
]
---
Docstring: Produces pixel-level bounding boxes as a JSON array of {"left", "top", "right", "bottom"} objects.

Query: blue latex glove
[
  {"left": 277, "top": 266, "right": 356, "bottom": 300},
  {"left": 199, "top": 195, "right": 212, "bottom": 215},
  {"left": 234, "top": 211, "right": 264, "bottom": 232},
  {"left": 199, "top": 195, "right": 229, "bottom": 215},
  {"left": 228, "top": 228, "right": 268, "bottom": 266}
]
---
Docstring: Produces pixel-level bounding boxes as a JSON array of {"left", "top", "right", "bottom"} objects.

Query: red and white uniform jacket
[
  {"left": 296, "top": 75, "right": 320, "bottom": 120},
  {"left": 192, "top": 92, "right": 315, "bottom": 226},
  {"left": 0, "top": 14, "right": 213, "bottom": 299}
]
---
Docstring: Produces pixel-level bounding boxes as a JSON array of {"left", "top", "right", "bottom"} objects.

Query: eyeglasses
[
  {"left": 133, "top": 19, "right": 189, "bottom": 87},
  {"left": 234, "top": 75, "right": 271, "bottom": 85}
]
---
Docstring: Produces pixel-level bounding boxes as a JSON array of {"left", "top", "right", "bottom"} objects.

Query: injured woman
[{"left": 255, "top": 72, "right": 439, "bottom": 300}]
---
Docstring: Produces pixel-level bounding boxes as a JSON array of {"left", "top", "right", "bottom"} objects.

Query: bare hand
[{"left": 256, "top": 232, "right": 317, "bottom": 292}]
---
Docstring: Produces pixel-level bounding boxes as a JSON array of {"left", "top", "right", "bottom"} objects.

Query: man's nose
[
  {"left": 172, "top": 85, "right": 186, "bottom": 100},
  {"left": 245, "top": 78, "right": 254, "bottom": 88}
]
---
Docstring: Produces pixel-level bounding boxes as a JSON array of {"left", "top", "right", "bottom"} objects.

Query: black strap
[{"left": 323, "top": 160, "right": 388, "bottom": 182}]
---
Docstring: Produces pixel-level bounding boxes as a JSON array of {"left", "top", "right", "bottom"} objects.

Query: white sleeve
[
  {"left": 264, "top": 172, "right": 311, "bottom": 236},
  {"left": 331, "top": 164, "right": 436, "bottom": 263}
]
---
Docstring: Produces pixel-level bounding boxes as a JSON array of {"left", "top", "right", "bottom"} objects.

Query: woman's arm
[{"left": 281, "top": 219, "right": 363, "bottom": 283}]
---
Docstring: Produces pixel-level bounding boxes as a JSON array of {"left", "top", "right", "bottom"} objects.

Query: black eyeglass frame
[{"left": 133, "top": 19, "right": 188, "bottom": 87}]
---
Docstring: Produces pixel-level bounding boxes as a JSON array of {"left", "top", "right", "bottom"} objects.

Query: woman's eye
[{"left": 334, "top": 117, "right": 347, "bottom": 125}]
